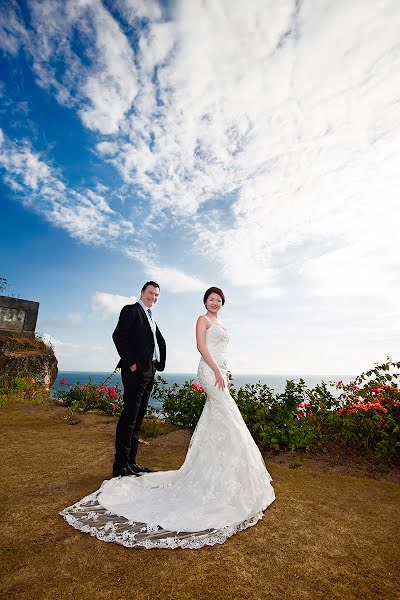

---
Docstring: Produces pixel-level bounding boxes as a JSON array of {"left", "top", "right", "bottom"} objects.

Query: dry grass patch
[{"left": 0, "top": 398, "right": 399, "bottom": 600}]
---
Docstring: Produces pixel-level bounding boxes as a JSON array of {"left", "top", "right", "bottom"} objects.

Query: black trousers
[{"left": 114, "top": 362, "right": 156, "bottom": 468}]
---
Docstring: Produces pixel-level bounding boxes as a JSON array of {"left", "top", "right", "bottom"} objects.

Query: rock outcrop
[{"left": 0, "top": 335, "right": 58, "bottom": 386}]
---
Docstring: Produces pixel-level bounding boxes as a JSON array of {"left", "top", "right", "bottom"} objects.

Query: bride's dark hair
[{"left": 203, "top": 286, "right": 225, "bottom": 307}]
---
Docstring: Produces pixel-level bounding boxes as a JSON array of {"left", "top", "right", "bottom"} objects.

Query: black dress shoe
[
  {"left": 112, "top": 465, "right": 140, "bottom": 478},
  {"left": 128, "top": 461, "right": 154, "bottom": 473}
]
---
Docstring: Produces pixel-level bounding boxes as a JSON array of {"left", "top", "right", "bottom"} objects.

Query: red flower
[
  {"left": 59, "top": 378, "right": 68, "bottom": 385},
  {"left": 111, "top": 403, "right": 116, "bottom": 410},
  {"left": 338, "top": 401, "right": 388, "bottom": 416},
  {"left": 192, "top": 383, "right": 204, "bottom": 392}
]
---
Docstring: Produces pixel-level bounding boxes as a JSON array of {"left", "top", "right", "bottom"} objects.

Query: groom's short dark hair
[{"left": 142, "top": 281, "right": 160, "bottom": 292}]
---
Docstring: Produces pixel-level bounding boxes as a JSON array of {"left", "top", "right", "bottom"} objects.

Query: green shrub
[
  {"left": 52, "top": 358, "right": 400, "bottom": 466},
  {"left": 155, "top": 359, "right": 400, "bottom": 466},
  {"left": 151, "top": 377, "right": 206, "bottom": 428},
  {"left": 0, "top": 371, "right": 51, "bottom": 406}
]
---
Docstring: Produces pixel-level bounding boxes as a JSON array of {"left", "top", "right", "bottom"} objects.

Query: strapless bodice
[{"left": 199, "top": 322, "right": 229, "bottom": 373}]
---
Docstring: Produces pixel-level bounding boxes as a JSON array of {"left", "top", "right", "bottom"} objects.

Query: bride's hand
[{"left": 214, "top": 369, "right": 226, "bottom": 390}]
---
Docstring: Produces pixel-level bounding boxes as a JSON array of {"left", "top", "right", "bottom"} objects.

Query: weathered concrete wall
[{"left": 0, "top": 296, "right": 39, "bottom": 338}]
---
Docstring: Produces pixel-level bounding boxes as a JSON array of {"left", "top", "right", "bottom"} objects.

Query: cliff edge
[{"left": 0, "top": 335, "right": 58, "bottom": 386}]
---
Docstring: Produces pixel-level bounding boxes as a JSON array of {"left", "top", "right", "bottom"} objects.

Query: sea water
[{"left": 53, "top": 370, "right": 351, "bottom": 410}]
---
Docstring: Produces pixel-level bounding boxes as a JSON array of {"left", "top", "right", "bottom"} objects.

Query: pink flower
[
  {"left": 337, "top": 380, "right": 343, "bottom": 387},
  {"left": 192, "top": 383, "right": 204, "bottom": 392}
]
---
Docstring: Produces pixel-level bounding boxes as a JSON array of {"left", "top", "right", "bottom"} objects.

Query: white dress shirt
[{"left": 138, "top": 299, "right": 160, "bottom": 362}]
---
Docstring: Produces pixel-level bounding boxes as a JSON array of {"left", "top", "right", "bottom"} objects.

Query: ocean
[{"left": 53, "top": 371, "right": 351, "bottom": 410}]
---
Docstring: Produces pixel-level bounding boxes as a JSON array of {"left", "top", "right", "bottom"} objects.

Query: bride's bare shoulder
[{"left": 196, "top": 315, "right": 208, "bottom": 327}]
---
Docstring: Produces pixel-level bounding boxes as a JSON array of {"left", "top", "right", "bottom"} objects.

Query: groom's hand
[{"left": 130, "top": 363, "right": 137, "bottom": 372}]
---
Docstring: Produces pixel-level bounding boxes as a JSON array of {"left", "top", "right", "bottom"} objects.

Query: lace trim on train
[{"left": 59, "top": 490, "right": 266, "bottom": 550}]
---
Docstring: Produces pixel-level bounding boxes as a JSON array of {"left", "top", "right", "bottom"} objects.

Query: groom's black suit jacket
[{"left": 113, "top": 302, "right": 166, "bottom": 372}]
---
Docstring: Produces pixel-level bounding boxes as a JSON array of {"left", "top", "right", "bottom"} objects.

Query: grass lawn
[{"left": 0, "top": 398, "right": 399, "bottom": 600}]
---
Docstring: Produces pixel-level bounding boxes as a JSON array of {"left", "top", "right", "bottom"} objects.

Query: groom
[{"left": 112, "top": 281, "right": 166, "bottom": 477}]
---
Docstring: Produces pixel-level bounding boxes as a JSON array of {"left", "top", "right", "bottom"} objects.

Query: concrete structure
[{"left": 0, "top": 295, "right": 39, "bottom": 338}]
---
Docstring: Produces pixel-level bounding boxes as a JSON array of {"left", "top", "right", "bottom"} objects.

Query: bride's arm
[{"left": 196, "top": 316, "right": 225, "bottom": 389}]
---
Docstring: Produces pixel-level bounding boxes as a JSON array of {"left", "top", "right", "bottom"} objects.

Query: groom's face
[{"left": 140, "top": 285, "right": 160, "bottom": 308}]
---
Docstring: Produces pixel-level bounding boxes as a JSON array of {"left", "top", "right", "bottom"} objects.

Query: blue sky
[{"left": 1, "top": 0, "right": 399, "bottom": 375}]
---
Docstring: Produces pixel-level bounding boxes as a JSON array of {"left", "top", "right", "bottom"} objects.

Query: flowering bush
[
  {"left": 154, "top": 359, "right": 400, "bottom": 466},
  {"left": 52, "top": 358, "right": 400, "bottom": 466},
  {"left": 331, "top": 359, "right": 400, "bottom": 465},
  {"left": 55, "top": 375, "right": 124, "bottom": 418}
]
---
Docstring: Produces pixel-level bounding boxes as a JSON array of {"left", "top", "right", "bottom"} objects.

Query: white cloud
[
  {"left": 0, "top": 0, "right": 28, "bottom": 55},
  {"left": 126, "top": 249, "right": 207, "bottom": 293},
  {"left": 2, "top": 1, "right": 400, "bottom": 373},
  {"left": 116, "top": 0, "right": 163, "bottom": 23},
  {"left": 42, "top": 333, "right": 80, "bottom": 358},
  {"left": 3, "top": 1, "right": 400, "bottom": 304},
  {"left": 26, "top": 0, "right": 138, "bottom": 134},
  {"left": 144, "top": 265, "right": 206, "bottom": 294},
  {"left": 91, "top": 292, "right": 136, "bottom": 318},
  {"left": 103, "top": 0, "right": 400, "bottom": 312},
  {"left": 0, "top": 132, "right": 134, "bottom": 246},
  {"left": 78, "top": 4, "right": 138, "bottom": 134}
]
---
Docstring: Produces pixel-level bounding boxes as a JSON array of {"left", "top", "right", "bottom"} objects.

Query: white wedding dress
[{"left": 60, "top": 318, "right": 275, "bottom": 549}]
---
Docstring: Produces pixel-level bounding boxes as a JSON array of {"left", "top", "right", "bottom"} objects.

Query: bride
[{"left": 60, "top": 287, "right": 275, "bottom": 549}]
